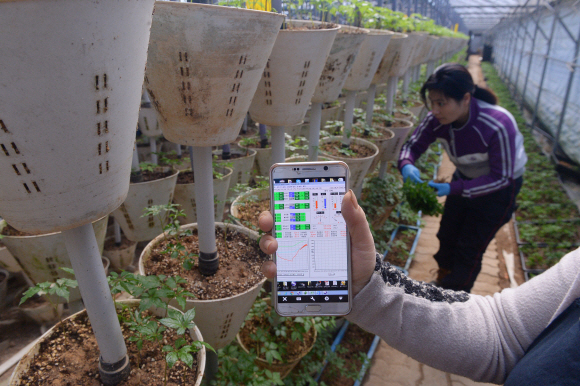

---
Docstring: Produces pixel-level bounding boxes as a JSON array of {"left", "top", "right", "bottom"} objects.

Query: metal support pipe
[
  {"left": 366, "top": 84, "right": 377, "bottom": 127},
  {"left": 402, "top": 71, "right": 411, "bottom": 101},
  {"left": 271, "top": 126, "right": 286, "bottom": 165},
  {"left": 520, "top": 9, "right": 541, "bottom": 111},
  {"left": 63, "top": 224, "right": 130, "bottom": 385},
  {"left": 342, "top": 90, "right": 357, "bottom": 146},
  {"left": 191, "top": 146, "right": 218, "bottom": 276},
  {"left": 242, "top": 114, "right": 248, "bottom": 134},
  {"left": 114, "top": 219, "right": 122, "bottom": 245},
  {"left": 308, "top": 102, "right": 323, "bottom": 161},
  {"left": 553, "top": 22, "right": 580, "bottom": 148},
  {"left": 149, "top": 137, "right": 157, "bottom": 165},
  {"left": 426, "top": 61, "right": 435, "bottom": 77},
  {"left": 259, "top": 123, "right": 268, "bottom": 148},
  {"left": 532, "top": 16, "right": 558, "bottom": 130},
  {"left": 132, "top": 145, "right": 140, "bottom": 171},
  {"left": 386, "top": 76, "right": 398, "bottom": 115},
  {"left": 176, "top": 143, "right": 182, "bottom": 157}
]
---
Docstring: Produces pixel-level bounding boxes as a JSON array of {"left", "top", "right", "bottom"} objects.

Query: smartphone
[{"left": 269, "top": 161, "right": 351, "bottom": 316}]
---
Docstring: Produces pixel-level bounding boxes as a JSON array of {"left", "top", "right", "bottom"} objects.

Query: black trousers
[{"left": 434, "top": 175, "right": 523, "bottom": 292}]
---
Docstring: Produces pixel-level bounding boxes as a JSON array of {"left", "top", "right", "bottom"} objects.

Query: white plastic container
[
  {"left": 372, "top": 33, "right": 409, "bottom": 85},
  {"left": 139, "top": 223, "right": 266, "bottom": 350},
  {"left": 111, "top": 170, "right": 179, "bottom": 242},
  {"left": 344, "top": 29, "right": 394, "bottom": 91},
  {"left": 144, "top": 2, "right": 284, "bottom": 147},
  {"left": 238, "top": 141, "right": 272, "bottom": 177},
  {"left": 381, "top": 119, "right": 415, "bottom": 162},
  {"left": 388, "top": 33, "right": 421, "bottom": 78},
  {"left": 173, "top": 167, "right": 233, "bottom": 224},
  {"left": 366, "top": 127, "right": 396, "bottom": 172},
  {"left": 214, "top": 147, "right": 257, "bottom": 198},
  {"left": 310, "top": 25, "right": 368, "bottom": 103},
  {"left": 407, "top": 33, "right": 430, "bottom": 68},
  {"left": 102, "top": 236, "right": 137, "bottom": 271},
  {"left": 0, "top": 242, "right": 23, "bottom": 273},
  {"left": 138, "top": 106, "right": 163, "bottom": 138},
  {"left": 20, "top": 301, "right": 64, "bottom": 325},
  {"left": 0, "top": 0, "right": 155, "bottom": 234},
  {"left": 11, "top": 299, "right": 206, "bottom": 386},
  {"left": 0, "top": 216, "right": 108, "bottom": 303},
  {"left": 249, "top": 21, "right": 340, "bottom": 127},
  {"left": 230, "top": 188, "right": 269, "bottom": 231},
  {"left": 318, "top": 136, "right": 379, "bottom": 196}
]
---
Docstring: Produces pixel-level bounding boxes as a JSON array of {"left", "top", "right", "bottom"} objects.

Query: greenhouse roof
[{"left": 449, "top": 0, "right": 550, "bottom": 33}]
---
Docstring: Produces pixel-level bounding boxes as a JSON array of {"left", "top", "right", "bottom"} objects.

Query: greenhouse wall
[{"left": 491, "top": 0, "right": 580, "bottom": 164}]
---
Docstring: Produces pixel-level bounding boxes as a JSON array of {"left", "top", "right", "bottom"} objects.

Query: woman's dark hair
[{"left": 420, "top": 63, "right": 497, "bottom": 105}]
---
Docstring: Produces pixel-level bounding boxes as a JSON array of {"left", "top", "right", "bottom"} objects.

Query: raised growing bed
[
  {"left": 518, "top": 243, "right": 575, "bottom": 273},
  {"left": 514, "top": 218, "right": 580, "bottom": 246},
  {"left": 383, "top": 224, "right": 421, "bottom": 272},
  {"left": 315, "top": 320, "right": 380, "bottom": 386}
]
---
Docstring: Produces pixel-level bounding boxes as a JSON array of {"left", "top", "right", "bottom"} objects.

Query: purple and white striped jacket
[{"left": 398, "top": 97, "right": 527, "bottom": 198}]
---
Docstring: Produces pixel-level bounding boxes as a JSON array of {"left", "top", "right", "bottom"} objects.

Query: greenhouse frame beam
[{"left": 520, "top": 0, "right": 543, "bottom": 111}]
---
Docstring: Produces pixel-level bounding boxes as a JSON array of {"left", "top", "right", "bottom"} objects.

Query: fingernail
[
  {"left": 349, "top": 189, "right": 359, "bottom": 209},
  {"left": 265, "top": 240, "right": 272, "bottom": 250}
]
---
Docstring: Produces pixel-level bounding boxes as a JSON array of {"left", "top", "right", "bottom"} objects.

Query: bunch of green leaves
[
  {"left": 142, "top": 203, "right": 198, "bottom": 270},
  {"left": 285, "top": 133, "right": 308, "bottom": 157},
  {"left": 323, "top": 120, "right": 344, "bottom": 136},
  {"left": 402, "top": 180, "right": 443, "bottom": 216},
  {"left": 139, "top": 162, "right": 157, "bottom": 173},
  {"left": 156, "top": 150, "right": 187, "bottom": 168},
  {"left": 211, "top": 344, "right": 284, "bottom": 386},
  {"left": 518, "top": 221, "right": 580, "bottom": 245},
  {"left": 333, "top": 145, "right": 357, "bottom": 158},
  {"left": 360, "top": 174, "right": 402, "bottom": 219}
]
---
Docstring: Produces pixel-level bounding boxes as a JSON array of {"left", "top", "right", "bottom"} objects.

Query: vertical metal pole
[
  {"left": 520, "top": 3, "right": 542, "bottom": 111},
  {"left": 342, "top": 90, "right": 358, "bottom": 146},
  {"left": 402, "top": 71, "right": 411, "bottom": 101},
  {"left": 507, "top": 18, "right": 524, "bottom": 94},
  {"left": 191, "top": 146, "right": 218, "bottom": 275},
  {"left": 271, "top": 126, "right": 286, "bottom": 165},
  {"left": 132, "top": 145, "right": 140, "bottom": 171},
  {"left": 114, "top": 219, "right": 122, "bottom": 245},
  {"left": 308, "top": 102, "right": 323, "bottom": 161},
  {"left": 175, "top": 142, "right": 182, "bottom": 158},
  {"left": 532, "top": 15, "right": 558, "bottom": 130},
  {"left": 553, "top": 21, "right": 580, "bottom": 151},
  {"left": 366, "top": 84, "right": 377, "bottom": 126},
  {"left": 63, "top": 224, "right": 130, "bottom": 385},
  {"left": 149, "top": 137, "right": 157, "bottom": 165},
  {"left": 386, "top": 76, "right": 398, "bottom": 115}
]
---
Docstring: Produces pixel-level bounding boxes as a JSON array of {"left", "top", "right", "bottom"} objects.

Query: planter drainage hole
[
  {"left": 220, "top": 313, "right": 233, "bottom": 339},
  {"left": 0, "top": 120, "right": 8, "bottom": 134},
  {"left": 120, "top": 204, "right": 134, "bottom": 230},
  {"left": 1, "top": 144, "right": 8, "bottom": 156},
  {"left": 12, "top": 164, "right": 20, "bottom": 175},
  {"left": 45, "top": 257, "right": 59, "bottom": 280},
  {"left": 148, "top": 199, "right": 154, "bottom": 228},
  {"left": 239, "top": 55, "right": 247, "bottom": 65},
  {"left": 178, "top": 51, "right": 189, "bottom": 62}
]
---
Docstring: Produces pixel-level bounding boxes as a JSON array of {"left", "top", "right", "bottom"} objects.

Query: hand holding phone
[{"left": 270, "top": 161, "right": 352, "bottom": 316}]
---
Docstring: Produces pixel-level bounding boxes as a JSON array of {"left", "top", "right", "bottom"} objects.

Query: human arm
[
  {"left": 397, "top": 113, "right": 439, "bottom": 172},
  {"left": 348, "top": 250, "right": 580, "bottom": 383}
]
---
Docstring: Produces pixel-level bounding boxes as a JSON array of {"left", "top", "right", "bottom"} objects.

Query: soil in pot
[
  {"left": 384, "top": 228, "right": 415, "bottom": 268},
  {"left": 143, "top": 229, "right": 268, "bottom": 300},
  {"left": 130, "top": 169, "right": 174, "bottom": 183},
  {"left": 235, "top": 199, "right": 271, "bottom": 231},
  {"left": 104, "top": 234, "right": 135, "bottom": 252},
  {"left": 1, "top": 223, "right": 37, "bottom": 237},
  {"left": 319, "top": 323, "right": 375, "bottom": 386},
  {"left": 16, "top": 307, "right": 199, "bottom": 386},
  {"left": 319, "top": 141, "right": 375, "bottom": 159}
]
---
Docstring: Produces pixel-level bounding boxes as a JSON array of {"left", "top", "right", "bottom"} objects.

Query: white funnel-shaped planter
[
  {"left": 344, "top": 29, "right": 394, "bottom": 92},
  {"left": 311, "top": 25, "right": 367, "bottom": 104},
  {"left": 381, "top": 119, "right": 415, "bottom": 162},
  {"left": 138, "top": 106, "right": 163, "bottom": 138},
  {"left": 372, "top": 33, "right": 409, "bottom": 85},
  {"left": 413, "top": 35, "right": 437, "bottom": 67},
  {"left": 0, "top": 216, "right": 108, "bottom": 303},
  {"left": 0, "top": 0, "right": 155, "bottom": 234},
  {"left": 214, "top": 147, "right": 257, "bottom": 198},
  {"left": 249, "top": 21, "right": 340, "bottom": 127},
  {"left": 173, "top": 167, "right": 233, "bottom": 224},
  {"left": 111, "top": 170, "right": 179, "bottom": 242},
  {"left": 144, "top": 2, "right": 284, "bottom": 147},
  {"left": 139, "top": 223, "right": 266, "bottom": 350}
]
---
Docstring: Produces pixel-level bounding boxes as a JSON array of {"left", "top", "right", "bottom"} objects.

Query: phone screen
[{"left": 272, "top": 173, "right": 349, "bottom": 307}]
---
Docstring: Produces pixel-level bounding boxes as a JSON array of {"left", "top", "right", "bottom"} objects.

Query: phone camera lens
[{"left": 324, "top": 166, "right": 329, "bottom": 171}]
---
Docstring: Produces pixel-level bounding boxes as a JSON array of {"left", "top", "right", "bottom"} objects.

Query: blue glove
[
  {"left": 401, "top": 164, "right": 423, "bottom": 184},
  {"left": 428, "top": 181, "right": 450, "bottom": 197}
]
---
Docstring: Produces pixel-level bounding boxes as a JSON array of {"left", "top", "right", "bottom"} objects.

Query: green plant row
[{"left": 481, "top": 62, "right": 580, "bottom": 272}]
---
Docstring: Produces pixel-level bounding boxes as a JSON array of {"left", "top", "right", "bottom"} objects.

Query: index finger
[{"left": 258, "top": 211, "right": 274, "bottom": 233}]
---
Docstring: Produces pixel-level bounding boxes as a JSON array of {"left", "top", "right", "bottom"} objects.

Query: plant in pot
[
  {"left": 15, "top": 270, "right": 211, "bottom": 386},
  {"left": 238, "top": 131, "right": 273, "bottom": 177},
  {"left": 236, "top": 295, "right": 318, "bottom": 379},
  {"left": 248, "top": 19, "right": 340, "bottom": 166},
  {"left": 230, "top": 186, "right": 271, "bottom": 232},
  {"left": 141, "top": 3, "right": 284, "bottom": 381},
  {"left": 214, "top": 144, "right": 257, "bottom": 199}
]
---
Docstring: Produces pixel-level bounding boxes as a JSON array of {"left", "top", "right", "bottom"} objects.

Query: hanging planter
[
  {"left": 103, "top": 235, "right": 137, "bottom": 271},
  {"left": 139, "top": 222, "right": 268, "bottom": 351},
  {"left": 352, "top": 123, "right": 395, "bottom": 173},
  {"left": 138, "top": 105, "right": 163, "bottom": 138},
  {"left": 344, "top": 30, "right": 394, "bottom": 92},
  {"left": 213, "top": 147, "right": 257, "bottom": 199},
  {"left": 238, "top": 137, "right": 272, "bottom": 177},
  {"left": 0, "top": 216, "right": 108, "bottom": 303},
  {"left": 249, "top": 21, "right": 340, "bottom": 127},
  {"left": 371, "top": 33, "right": 411, "bottom": 86},
  {"left": 111, "top": 169, "right": 179, "bottom": 242},
  {"left": 0, "top": 240, "right": 22, "bottom": 273},
  {"left": 377, "top": 118, "right": 414, "bottom": 163},
  {"left": 173, "top": 167, "right": 233, "bottom": 224},
  {"left": 318, "top": 136, "right": 379, "bottom": 196},
  {"left": 144, "top": 2, "right": 284, "bottom": 147},
  {"left": 236, "top": 297, "right": 318, "bottom": 379},
  {"left": 20, "top": 296, "right": 64, "bottom": 325},
  {"left": 11, "top": 299, "right": 206, "bottom": 386},
  {"left": 230, "top": 188, "right": 270, "bottom": 232}
]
